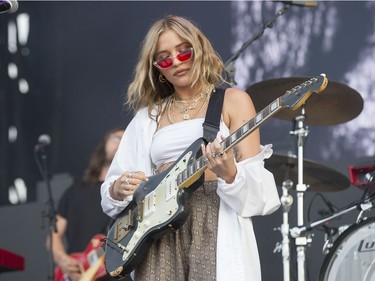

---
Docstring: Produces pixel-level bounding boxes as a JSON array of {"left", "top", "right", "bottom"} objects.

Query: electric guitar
[
  {"left": 55, "top": 234, "right": 107, "bottom": 281},
  {"left": 104, "top": 74, "right": 329, "bottom": 279}
]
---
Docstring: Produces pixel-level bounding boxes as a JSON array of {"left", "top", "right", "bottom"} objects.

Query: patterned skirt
[{"left": 134, "top": 181, "right": 220, "bottom": 281}]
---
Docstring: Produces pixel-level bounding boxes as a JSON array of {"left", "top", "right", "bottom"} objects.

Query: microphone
[
  {"left": 35, "top": 134, "right": 51, "bottom": 152},
  {"left": 0, "top": 0, "right": 18, "bottom": 14},
  {"left": 274, "top": 1, "right": 318, "bottom": 7}
]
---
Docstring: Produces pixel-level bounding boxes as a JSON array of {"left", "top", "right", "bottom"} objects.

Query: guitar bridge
[{"left": 114, "top": 210, "right": 134, "bottom": 243}]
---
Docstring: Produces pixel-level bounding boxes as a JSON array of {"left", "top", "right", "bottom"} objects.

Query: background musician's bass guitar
[{"left": 104, "top": 74, "right": 329, "bottom": 279}]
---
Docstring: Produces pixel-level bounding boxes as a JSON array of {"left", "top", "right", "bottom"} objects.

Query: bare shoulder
[
  {"left": 223, "top": 87, "right": 256, "bottom": 114},
  {"left": 222, "top": 87, "right": 257, "bottom": 129}
]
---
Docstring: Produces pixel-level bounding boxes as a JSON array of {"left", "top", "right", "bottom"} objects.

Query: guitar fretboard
[
  {"left": 175, "top": 74, "right": 327, "bottom": 187},
  {"left": 176, "top": 98, "right": 281, "bottom": 186}
]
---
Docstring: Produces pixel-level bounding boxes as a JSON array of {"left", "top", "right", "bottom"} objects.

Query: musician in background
[
  {"left": 48, "top": 128, "right": 125, "bottom": 281},
  {"left": 101, "top": 15, "right": 280, "bottom": 281}
]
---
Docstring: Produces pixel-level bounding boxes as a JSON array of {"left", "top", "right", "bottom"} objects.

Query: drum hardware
[
  {"left": 265, "top": 118, "right": 351, "bottom": 281},
  {"left": 349, "top": 162, "right": 375, "bottom": 191},
  {"left": 248, "top": 77, "right": 362, "bottom": 281},
  {"left": 290, "top": 108, "right": 309, "bottom": 281},
  {"left": 290, "top": 195, "right": 375, "bottom": 239},
  {"left": 264, "top": 153, "right": 350, "bottom": 193},
  {"left": 318, "top": 217, "right": 375, "bottom": 281},
  {"left": 322, "top": 224, "right": 350, "bottom": 255},
  {"left": 306, "top": 192, "right": 344, "bottom": 255},
  {"left": 273, "top": 179, "right": 294, "bottom": 281},
  {"left": 246, "top": 77, "right": 364, "bottom": 126}
]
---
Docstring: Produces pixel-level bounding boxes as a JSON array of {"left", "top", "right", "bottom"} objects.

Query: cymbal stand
[
  {"left": 289, "top": 106, "right": 309, "bottom": 281},
  {"left": 278, "top": 179, "right": 294, "bottom": 281}
]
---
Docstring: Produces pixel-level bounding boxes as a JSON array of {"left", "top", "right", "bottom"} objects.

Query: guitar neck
[
  {"left": 176, "top": 74, "right": 328, "bottom": 187},
  {"left": 176, "top": 97, "right": 283, "bottom": 186}
]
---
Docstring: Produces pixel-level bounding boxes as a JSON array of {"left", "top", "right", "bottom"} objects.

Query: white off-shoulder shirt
[{"left": 101, "top": 106, "right": 281, "bottom": 281}]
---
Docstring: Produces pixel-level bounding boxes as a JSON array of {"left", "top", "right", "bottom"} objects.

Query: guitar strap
[{"left": 202, "top": 87, "right": 226, "bottom": 142}]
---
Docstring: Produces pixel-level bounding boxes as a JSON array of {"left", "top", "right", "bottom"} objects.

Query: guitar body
[
  {"left": 55, "top": 234, "right": 107, "bottom": 281},
  {"left": 105, "top": 138, "right": 206, "bottom": 279},
  {"left": 104, "top": 74, "right": 329, "bottom": 279}
]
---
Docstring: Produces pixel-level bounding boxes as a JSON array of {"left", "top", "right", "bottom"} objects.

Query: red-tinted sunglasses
[{"left": 153, "top": 48, "right": 194, "bottom": 69}]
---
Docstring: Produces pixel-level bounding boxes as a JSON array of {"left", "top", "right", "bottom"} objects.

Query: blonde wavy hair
[{"left": 126, "top": 15, "right": 226, "bottom": 117}]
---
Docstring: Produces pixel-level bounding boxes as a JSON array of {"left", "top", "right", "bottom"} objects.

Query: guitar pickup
[
  {"left": 165, "top": 177, "right": 178, "bottom": 202},
  {"left": 114, "top": 210, "right": 134, "bottom": 243},
  {"left": 143, "top": 191, "right": 156, "bottom": 218}
]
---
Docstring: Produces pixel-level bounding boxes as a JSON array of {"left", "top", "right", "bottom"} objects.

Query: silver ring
[
  {"left": 125, "top": 178, "right": 130, "bottom": 185},
  {"left": 211, "top": 152, "right": 217, "bottom": 158},
  {"left": 129, "top": 172, "right": 133, "bottom": 178},
  {"left": 203, "top": 157, "right": 208, "bottom": 163}
]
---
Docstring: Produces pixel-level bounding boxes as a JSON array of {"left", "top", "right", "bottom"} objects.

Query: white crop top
[{"left": 150, "top": 118, "right": 205, "bottom": 169}]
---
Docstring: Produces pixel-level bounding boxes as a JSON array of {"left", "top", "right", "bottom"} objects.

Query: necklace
[
  {"left": 172, "top": 90, "right": 208, "bottom": 120},
  {"left": 173, "top": 99, "right": 200, "bottom": 120},
  {"left": 174, "top": 92, "right": 205, "bottom": 104},
  {"left": 167, "top": 92, "right": 209, "bottom": 124}
]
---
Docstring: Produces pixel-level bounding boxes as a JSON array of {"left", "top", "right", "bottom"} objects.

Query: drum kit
[{"left": 247, "top": 77, "right": 375, "bottom": 281}]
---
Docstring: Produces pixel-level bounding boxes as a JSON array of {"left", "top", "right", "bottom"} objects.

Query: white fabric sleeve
[
  {"left": 100, "top": 116, "right": 139, "bottom": 218},
  {"left": 216, "top": 145, "right": 281, "bottom": 217},
  {"left": 101, "top": 177, "right": 133, "bottom": 218},
  {"left": 101, "top": 108, "right": 157, "bottom": 218}
]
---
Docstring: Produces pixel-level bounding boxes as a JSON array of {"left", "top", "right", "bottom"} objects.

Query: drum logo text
[{"left": 358, "top": 239, "right": 375, "bottom": 253}]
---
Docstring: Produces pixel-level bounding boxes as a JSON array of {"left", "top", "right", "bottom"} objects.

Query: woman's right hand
[{"left": 111, "top": 171, "right": 148, "bottom": 200}]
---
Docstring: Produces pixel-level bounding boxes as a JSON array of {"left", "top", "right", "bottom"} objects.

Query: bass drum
[{"left": 319, "top": 217, "right": 375, "bottom": 281}]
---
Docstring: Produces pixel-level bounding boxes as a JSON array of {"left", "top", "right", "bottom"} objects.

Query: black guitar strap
[{"left": 202, "top": 87, "right": 226, "bottom": 143}]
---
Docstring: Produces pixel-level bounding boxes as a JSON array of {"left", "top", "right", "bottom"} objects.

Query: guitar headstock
[{"left": 280, "top": 74, "right": 328, "bottom": 110}]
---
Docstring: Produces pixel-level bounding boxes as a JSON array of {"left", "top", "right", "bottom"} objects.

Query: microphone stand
[
  {"left": 34, "top": 146, "right": 56, "bottom": 281},
  {"left": 224, "top": 4, "right": 290, "bottom": 86}
]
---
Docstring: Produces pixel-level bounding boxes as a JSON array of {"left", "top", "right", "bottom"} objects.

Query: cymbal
[
  {"left": 247, "top": 77, "right": 363, "bottom": 125},
  {"left": 265, "top": 153, "right": 350, "bottom": 192}
]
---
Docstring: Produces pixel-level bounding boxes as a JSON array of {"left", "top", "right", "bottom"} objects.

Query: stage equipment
[
  {"left": 34, "top": 134, "right": 57, "bottom": 280},
  {"left": 247, "top": 78, "right": 363, "bottom": 125},
  {"left": 223, "top": 4, "right": 291, "bottom": 86},
  {"left": 248, "top": 75, "right": 351, "bottom": 281},
  {"left": 349, "top": 162, "right": 375, "bottom": 190},
  {"left": 273, "top": 179, "right": 294, "bottom": 281},
  {"left": 318, "top": 217, "right": 375, "bottom": 281},
  {"left": 287, "top": 193, "right": 375, "bottom": 281},
  {"left": 0, "top": 0, "right": 18, "bottom": 14},
  {"left": 250, "top": 75, "right": 331, "bottom": 281},
  {"left": 0, "top": 248, "right": 24, "bottom": 272},
  {"left": 265, "top": 153, "right": 350, "bottom": 192}
]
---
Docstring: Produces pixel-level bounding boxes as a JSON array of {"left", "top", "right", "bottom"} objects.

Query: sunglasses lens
[
  {"left": 157, "top": 58, "right": 173, "bottom": 69},
  {"left": 177, "top": 49, "right": 192, "bottom": 62},
  {"left": 154, "top": 48, "right": 193, "bottom": 69}
]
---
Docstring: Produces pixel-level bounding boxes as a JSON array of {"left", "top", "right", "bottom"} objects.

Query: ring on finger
[
  {"left": 211, "top": 152, "right": 217, "bottom": 158},
  {"left": 125, "top": 178, "right": 130, "bottom": 185},
  {"left": 128, "top": 172, "right": 133, "bottom": 178}
]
